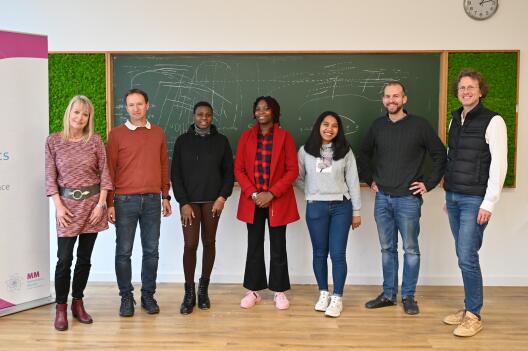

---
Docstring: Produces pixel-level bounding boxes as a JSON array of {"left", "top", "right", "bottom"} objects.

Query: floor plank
[{"left": 1, "top": 284, "right": 527, "bottom": 350}]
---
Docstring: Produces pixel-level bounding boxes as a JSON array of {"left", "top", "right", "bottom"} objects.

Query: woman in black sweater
[{"left": 171, "top": 101, "right": 234, "bottom": 315}]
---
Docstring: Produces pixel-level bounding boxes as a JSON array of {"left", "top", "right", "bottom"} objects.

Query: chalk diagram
[{"left": 113, "top": 57, "right": 412, "bottom": 154}]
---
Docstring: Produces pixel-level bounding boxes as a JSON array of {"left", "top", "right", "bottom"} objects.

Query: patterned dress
[{"left": 45, "top": 133, "right": 113, "bottom": 237}]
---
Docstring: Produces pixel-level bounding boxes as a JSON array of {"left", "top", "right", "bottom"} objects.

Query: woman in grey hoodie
[{"left": 297, "top": 111, "right": 362, "bottom": 318}]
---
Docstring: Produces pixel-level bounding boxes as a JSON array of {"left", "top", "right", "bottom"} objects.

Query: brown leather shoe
[
  {"left": 54, "top": 303, "right": 68, "bottom": 331},
  {"left": 453, "top": 311, "right": 483, "bottom": 337},
  {"left": 71, "top": 298, "right": 93, "bottom": 324},
  {"left": 443, "top": 309, "right": 465, "bottom": 325}
]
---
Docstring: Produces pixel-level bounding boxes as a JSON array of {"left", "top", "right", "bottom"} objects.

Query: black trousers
[
  {"left": 55, "top": 233, "right": 98, "bottom": 304},
  {"left": 243, "top": 207, "right": 290, "bottom": 292}
]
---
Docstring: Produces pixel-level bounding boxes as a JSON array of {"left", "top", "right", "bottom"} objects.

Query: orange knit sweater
[{"left": 106, "top": 123, "right": 170, "bottom": 207}]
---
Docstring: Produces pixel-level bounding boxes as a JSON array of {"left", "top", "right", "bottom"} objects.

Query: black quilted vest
[{"left": 444, "top": 103, "right": 495, "bottom": 196}]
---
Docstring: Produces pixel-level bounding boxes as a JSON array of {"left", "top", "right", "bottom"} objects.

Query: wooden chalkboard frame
[
  {"left": 107, "top": 50, "right": 448, "bottom": 145},
  {"left": 48, "top": 50, "right": 519, "bottom": 187}
]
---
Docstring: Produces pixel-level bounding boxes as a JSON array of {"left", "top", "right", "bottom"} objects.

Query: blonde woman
[{"left": 45, "top": 96, "right": 112, "bottom": 331}]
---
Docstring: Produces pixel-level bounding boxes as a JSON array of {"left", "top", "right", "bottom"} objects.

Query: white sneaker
[
  {"left": 325, "top": 295, "right": 343, "bottom": 318},
  {"left": 314, "top": 291, "right": 330, "bottom": 312}
]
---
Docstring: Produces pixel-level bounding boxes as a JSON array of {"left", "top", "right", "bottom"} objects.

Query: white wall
[{"left": 3, "top": 0, "right": 527, "bottom": 286}]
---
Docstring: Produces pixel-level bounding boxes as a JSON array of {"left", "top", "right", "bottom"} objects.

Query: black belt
[{"left": 59, "top": 184, "right": 100, "bottom": 200}]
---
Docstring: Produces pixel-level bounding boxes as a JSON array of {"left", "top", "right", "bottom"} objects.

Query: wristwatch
[
  {"left": 251, "top": 192, "right": 258, "bottom": 201},
  {"left": 162, "top": 195, "right": 171, "bottom": 201}
]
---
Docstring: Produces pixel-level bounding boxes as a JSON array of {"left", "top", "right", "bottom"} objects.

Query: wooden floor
[{"left": 1, "top": 284, "right": 527, "bottom": 350}]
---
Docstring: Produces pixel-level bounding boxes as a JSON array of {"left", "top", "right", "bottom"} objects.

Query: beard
[{"left": 386, "top": 103, "right": 403, "bottom": 114}]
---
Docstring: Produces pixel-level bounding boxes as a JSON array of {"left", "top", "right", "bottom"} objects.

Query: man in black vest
[
  {"left": 443, "top": 70, "right": 507, "bottom": 337},
  {"left": 358, "top": 81, "right": 446, "bottom": 315}
]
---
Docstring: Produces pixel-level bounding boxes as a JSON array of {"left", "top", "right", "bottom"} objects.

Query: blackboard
[{"left": 112, "top": 53, "right": 440, "bottom": 155}]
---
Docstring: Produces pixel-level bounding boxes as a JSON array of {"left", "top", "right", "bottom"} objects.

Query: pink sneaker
[
  {"left": 274, "top": 292, "right": 290, "bottom": 310},
  {"left": 240, "top": 291, "right": 261, "bottom": 309}
]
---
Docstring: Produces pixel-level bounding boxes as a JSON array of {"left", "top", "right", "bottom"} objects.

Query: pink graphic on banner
[
  {"left": 0, "top": 30, "right": 47, "bottom": 59},
  {"left": 0, "top": 298, "right": 16, "bottom": 309}
]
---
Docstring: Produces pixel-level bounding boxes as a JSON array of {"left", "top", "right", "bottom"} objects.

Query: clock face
[{"left": 463, "top": 0, "right": 498, "bottom": 20}]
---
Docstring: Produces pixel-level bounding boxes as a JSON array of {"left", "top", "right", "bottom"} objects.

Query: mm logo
[{"left": 27, "top": 271, "right": 40, "bottom": 280}]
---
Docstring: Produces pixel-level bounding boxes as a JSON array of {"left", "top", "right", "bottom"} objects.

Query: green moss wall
[
  {"left": 447, "top": 52, "right": 518, "bottom": 187},
  {"left": 48, "top": 54, "right": 107, "bottom": 140}
]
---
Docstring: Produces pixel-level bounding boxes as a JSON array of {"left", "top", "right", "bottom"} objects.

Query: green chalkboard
[{"left": 112, "top": 53, "right": 441, "bottom": 155}]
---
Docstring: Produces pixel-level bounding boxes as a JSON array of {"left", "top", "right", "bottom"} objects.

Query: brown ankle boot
[
  {"left": 54, "top": 303, "right": 68, "bottom": 331},
  {"left": 71, "top": 298, "right": 93, "bottom": 324}
]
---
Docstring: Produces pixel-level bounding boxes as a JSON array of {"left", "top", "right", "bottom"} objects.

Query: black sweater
[
  {"left": 171, "top": 124, "right": 234, "bottom": 206},
  {"left": 357, "top": 113, "right": 447, "bottom": 196}
]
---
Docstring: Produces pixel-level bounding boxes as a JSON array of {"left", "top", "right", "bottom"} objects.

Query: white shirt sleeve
[{"left": 480, "top": 115, "right": 508, "bottom": 212}]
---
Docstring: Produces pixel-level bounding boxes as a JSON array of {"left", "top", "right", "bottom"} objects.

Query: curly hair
[
  {"left": 452, "top": 69, "right": 489, "bottom": 99},
  {"left": 253, "top": 96, "right": 281, "bottom": 123}
]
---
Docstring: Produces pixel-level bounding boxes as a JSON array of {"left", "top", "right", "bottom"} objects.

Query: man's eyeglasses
[{"left": 458, "top": 85, "right": 479, "bottom": 92}]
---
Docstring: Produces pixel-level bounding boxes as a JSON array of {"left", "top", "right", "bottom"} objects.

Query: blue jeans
[
  {"left": 374, "top": 192, "right": 422, "bottom": 300},
  {"left": 114, "top": 193, "right": 161, "bottom": 297},
  {"left": 445, "top": 191, "right": 487, "bottom": 316},
  {"left": 306, "top": 199, "right": 352, "bottom": 296}
]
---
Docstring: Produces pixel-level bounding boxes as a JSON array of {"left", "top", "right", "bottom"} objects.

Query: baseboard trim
[{"left": 85, "top": 272, "right": 528, "bottom": 286}]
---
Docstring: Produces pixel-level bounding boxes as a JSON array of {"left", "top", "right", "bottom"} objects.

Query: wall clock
[{"left": 463, "top": 0, "right": 498, "bottom": 20}]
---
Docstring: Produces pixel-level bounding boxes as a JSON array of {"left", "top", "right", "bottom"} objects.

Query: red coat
[{"left": 234, "top": 123, "right": 300, "bottom": 227}]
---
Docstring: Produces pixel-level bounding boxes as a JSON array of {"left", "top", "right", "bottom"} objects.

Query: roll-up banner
[{"left": 0, "top": 30, "right": 52, "bottom": 316}]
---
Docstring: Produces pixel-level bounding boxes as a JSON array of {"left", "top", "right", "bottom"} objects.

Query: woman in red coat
[{"left": 234, "top": 96, "right": 299, "bottom": 310}]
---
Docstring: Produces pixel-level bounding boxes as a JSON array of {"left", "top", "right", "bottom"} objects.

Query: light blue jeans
[
  {"left": 445, "top": 191, "right": 487, "bottom": 316},
  {"left": 374, "top": 192, "right": 422, "bottom": 300}
]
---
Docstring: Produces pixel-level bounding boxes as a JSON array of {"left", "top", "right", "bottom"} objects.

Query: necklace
[
  {"left": 318, "top": 144, "right": 333, "bottom": 172},
  {"left": 69, "top": 135, "right": 84, "bottom": 142}
]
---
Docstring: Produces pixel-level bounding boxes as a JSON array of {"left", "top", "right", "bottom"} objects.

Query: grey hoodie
[{"left": 297, "top": 145, "right": 361, "bottom": 216}]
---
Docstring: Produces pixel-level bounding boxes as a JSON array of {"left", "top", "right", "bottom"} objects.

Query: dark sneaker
[
  {"left": 119, "top": 295, "right": 136, "bottom": 317},
  {"left": 402, "top": 296, "right": 420, "bottom": 315},
  {"left": 365, "top": 293, "right": 396, "bottom": 309},
  {"left": 141, "top": 294, "right": 160, "bottom": 314}
]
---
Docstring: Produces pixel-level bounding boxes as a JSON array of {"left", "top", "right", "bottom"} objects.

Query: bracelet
[{"left": 95, "top": 203, "right": 107, "bottom": 210}]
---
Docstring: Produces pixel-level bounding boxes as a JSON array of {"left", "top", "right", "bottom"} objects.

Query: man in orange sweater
[{"left": 107, "top": 88, "right": 172, "bottom": 317}]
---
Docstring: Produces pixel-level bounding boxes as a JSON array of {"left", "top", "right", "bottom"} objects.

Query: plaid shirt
[{"left": 254, "top": 126, "right": 274, "bottom": 192}]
